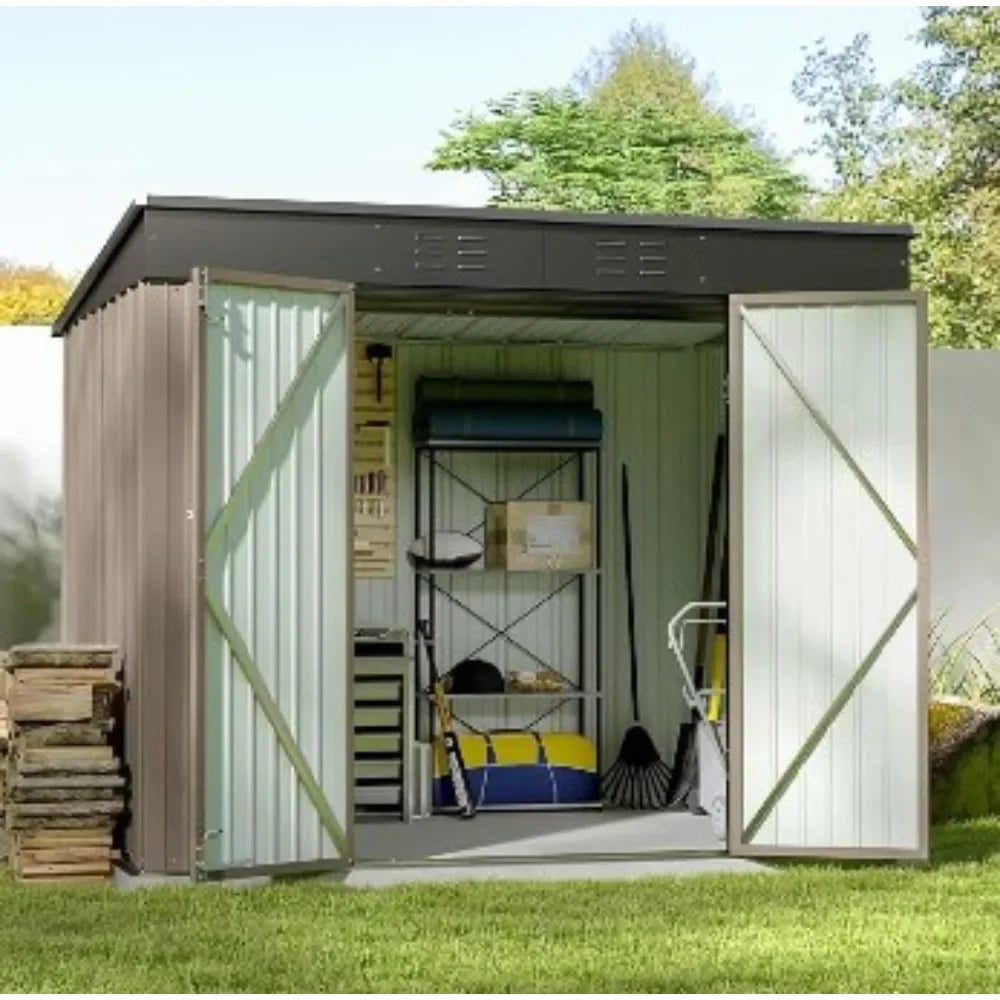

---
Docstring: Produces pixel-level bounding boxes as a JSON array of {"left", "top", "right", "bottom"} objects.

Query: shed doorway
[{"left": 350, "top": 308, "right": 728, "bottom": 864}]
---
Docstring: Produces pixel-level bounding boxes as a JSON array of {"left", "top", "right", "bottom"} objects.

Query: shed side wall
[{"left": 61, "top": 281, "right": 198, "bottom": 875}]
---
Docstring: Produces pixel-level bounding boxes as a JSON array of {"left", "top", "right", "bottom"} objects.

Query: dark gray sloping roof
[{"left": 54, "top": 195, "right": 915, "bottom": 335}]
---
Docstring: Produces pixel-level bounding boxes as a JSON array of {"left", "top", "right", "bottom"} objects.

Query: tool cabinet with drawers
[{"left": 353, "top": 629, "right": 414, "bottom": 821}]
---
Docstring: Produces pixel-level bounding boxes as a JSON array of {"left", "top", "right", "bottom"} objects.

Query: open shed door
[
  {"left": 729, "top": 292, "right": 928, "bottom": 861},
  {"left": 198, "top": 270, "right": 354, "bottom": 876}
]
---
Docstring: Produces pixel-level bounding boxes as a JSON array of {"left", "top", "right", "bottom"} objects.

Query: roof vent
[
  {"left": 594, "top": 237, "right": 667, "bottom": 280},
  {"left": 414, "top": 231, "right": 490, "bottom": 275}
]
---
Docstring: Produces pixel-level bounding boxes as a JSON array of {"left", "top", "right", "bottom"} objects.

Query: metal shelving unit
[{"left": 412, "top": 438, "right": 602, "bottom": 759}]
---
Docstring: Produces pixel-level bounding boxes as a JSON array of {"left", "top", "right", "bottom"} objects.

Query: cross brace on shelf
[
  {"left": 428, "top": 452, "right": 580, "bottom": 542},
  {"left": 413, "top": 442, "right": 602, "bottom": 755}
]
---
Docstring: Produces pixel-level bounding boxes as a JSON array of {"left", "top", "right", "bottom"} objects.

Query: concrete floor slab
[
  {"left": 357, "top": 808, "right": 722, "bottom": 862},
  {"left": 344, "top": 856, "right": 772, "bottom": 889}
]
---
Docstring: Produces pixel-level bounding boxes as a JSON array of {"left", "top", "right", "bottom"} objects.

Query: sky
[
  {"left": 0, "top": 5, "right": 926, "bottom": 502},
  {"left": 0, "top": 5, "right": 927, "bottom": 275}
]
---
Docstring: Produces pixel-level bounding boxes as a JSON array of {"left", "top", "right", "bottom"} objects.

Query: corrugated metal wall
[
  {"left": 355, "top": 340, "right": 725, "bottom": 763},
  {"left": 202, "top": 281, "right": 352, "bottom": 871},
  {"left": 62, "top": 282, "right": 199, "bottom": 875},
  {"left": 736, "top": 300, "right": 921, "bottom": 851}
]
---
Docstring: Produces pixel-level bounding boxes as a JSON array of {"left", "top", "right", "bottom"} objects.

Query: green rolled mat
[
  {"left": 413, "top": 403, "right": 603, "bottom": 444},
  {"left": 415, "top": 376, "right": 593, "bottom": 407}
]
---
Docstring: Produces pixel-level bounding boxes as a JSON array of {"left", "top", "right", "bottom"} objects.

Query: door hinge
[
  {"left": 193, "top": 828, "right": 222, "bottom": 875},
  {"left": 196, "top": 267, "right": 209, "bottom": 312}
]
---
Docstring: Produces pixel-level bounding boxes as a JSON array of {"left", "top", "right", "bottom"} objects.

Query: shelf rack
[{"left": 412, "top": 437, "right": 602, "bottom": 756}]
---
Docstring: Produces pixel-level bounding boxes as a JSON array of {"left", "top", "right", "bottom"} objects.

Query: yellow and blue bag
[{"left": 432, "top": 730, "right": 599, "bottom": 809}]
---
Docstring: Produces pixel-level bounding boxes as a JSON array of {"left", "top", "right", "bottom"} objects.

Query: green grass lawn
[{"left": 3, "top": 821, "right": 1000, "bottom": 992}]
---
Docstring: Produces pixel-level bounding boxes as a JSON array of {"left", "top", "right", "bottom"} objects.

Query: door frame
[
  {"left": 190, "top": 267, "right": 356, "bottom": 878},
  {"left": 726, "top": 289, "right": 929, "bottom": 861}
]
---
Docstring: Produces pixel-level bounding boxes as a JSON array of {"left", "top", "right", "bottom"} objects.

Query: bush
[{"left": 0, "top": 490, "right": 61, "bottom": 647}]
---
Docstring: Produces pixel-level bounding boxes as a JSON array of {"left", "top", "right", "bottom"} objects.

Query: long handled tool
[
  {"left": 706, "top": 545, "right": 728, "bottom": 725},
  {"left": 666, "top": 431, "right": 726, "bottom": 807},
  {"left": 602, "top": 464, "right": 673, "bottom": 809},
  {"left": 667, "top": 601, "right": 728, "bottom": 837},
  {"left": 416, "top": 619, "right": 475, "bottom": 819}
]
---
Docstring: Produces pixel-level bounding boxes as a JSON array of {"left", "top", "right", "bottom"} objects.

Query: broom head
[{"left": 602, "top": 724, "right": 674, "bottom": 810}]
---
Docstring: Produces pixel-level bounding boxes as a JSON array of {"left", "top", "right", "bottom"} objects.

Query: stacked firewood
[{"left": 3, "top": 645, "right": 125, "bottom": 884}]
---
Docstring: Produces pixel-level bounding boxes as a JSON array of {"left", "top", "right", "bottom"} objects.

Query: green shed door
[{"left": 199, "top": 270, "right": 354, "bottom": 876}]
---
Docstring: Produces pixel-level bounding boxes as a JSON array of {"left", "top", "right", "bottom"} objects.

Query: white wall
[
  {"left": 0, "top": 325, "right": 62, "bottom": 503},
  {"left": 929, "top": 348, "right": 1000, "bottom": 656}
]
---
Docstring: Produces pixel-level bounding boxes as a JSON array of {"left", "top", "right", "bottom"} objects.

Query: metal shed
[{"left": 55, "top": 196, "right": 928, "bottom": 877}]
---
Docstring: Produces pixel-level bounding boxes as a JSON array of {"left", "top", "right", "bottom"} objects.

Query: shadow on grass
[
  {"left": 767, "top": 817, "right": 1000, "bottom": 873},
  {"left": 931, "top": 817, "right": 1000, "bottom": 866}
]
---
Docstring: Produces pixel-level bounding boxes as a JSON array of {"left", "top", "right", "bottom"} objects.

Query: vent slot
[
  {"left": 413, "top": 231, "right": 490, "bottom": 275},
  {"left": 593, "top": 236, "right": 668, "bottom": 281}
]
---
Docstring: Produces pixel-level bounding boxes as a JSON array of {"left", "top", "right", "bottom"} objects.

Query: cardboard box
[{"left": 485, "top": 501, "right": 593, "bottom": 571}]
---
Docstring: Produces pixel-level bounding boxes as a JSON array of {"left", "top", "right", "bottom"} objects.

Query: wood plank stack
[{"left": 3, "top": 644, "right": 124, "bottom": 884}]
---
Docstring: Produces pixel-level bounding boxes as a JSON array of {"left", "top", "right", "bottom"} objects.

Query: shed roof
[{"left": 54, "top": 195, "right": 915, "bottom": 335}]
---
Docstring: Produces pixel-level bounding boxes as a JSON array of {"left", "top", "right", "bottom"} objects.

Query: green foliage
[
  {"left": 428, "top": 23, "right": 806, "bottom": 219},
  {"left": 932, "top": 717, "right": 1000, "bottom": 822},
  {"left": 927, "top": 605, "right": 1000, "bottom": 823},
  {"left": 574, "top": 22, "right": 709, "bottom": 113},
  {"left": 792, "top": 33, "right": 901, "bottom": 188},
  {"left": 929, "top": 606, "right": 1000, "bottom": 705},
  {"left": 3, "top": 822, "right": 1000, "bottom": 990},
  {"left": 0, "top": 260, "right": 74, "bottom": 326},
  {"left": 912, "top": 6, "right": 1000, "bottom": 195},
  {"left": 0, "top": 490, "right": 61, "bottom": 647},
  {"left": 794, "top": 8, "right": 1000, "bottom": 347}
]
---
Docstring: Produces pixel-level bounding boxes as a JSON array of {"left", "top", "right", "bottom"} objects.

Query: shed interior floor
[{"left": 356, "top": 809, "right": 721, "bottom": 862}]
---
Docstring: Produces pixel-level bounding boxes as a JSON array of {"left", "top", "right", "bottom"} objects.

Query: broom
[{"left": 602, "top": 463, "right": 673, "bottom": 809}]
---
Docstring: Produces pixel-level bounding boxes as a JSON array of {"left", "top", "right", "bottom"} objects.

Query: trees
[
  {"left": 0, "top": 260, "right": 74, "bottom": 326},
  {"left": 794, "top": 8, "right": 1000, "bottom": 347},
  {"left": 428, "top": 23, "right": 806, "bottom": 219},
  {"left": 792, "top": 33, "right": 902, "bottom": 191},
  {"left": 0, "top": 489, "right": 61, "bottom": 647}
]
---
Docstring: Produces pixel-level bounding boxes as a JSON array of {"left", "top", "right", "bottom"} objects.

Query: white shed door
[
  {"left": 729, "top": 293, "right": 928, "bottom": 860},
  {"left": 200, "top": 271, "right": 354, "bottom": 876}
]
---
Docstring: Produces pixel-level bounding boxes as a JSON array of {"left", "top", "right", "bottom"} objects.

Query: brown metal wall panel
[
  {"left": 121, "top": 292, "right": 143, "bottom": 867},
  {"left": 164, "top": 282, "right": 195, "bottom": 873},
  {"left": 84, "top": 314, "right": 101, "bottom": 635},
  {"left": 61, "top": 282, "right": 197, "bottom": 876},
  {"left": 138, "top": 285, "right": 170, "bottom": 872},
  {"left": 60, "top": 333, "right": 73, "bottom": 637}
]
